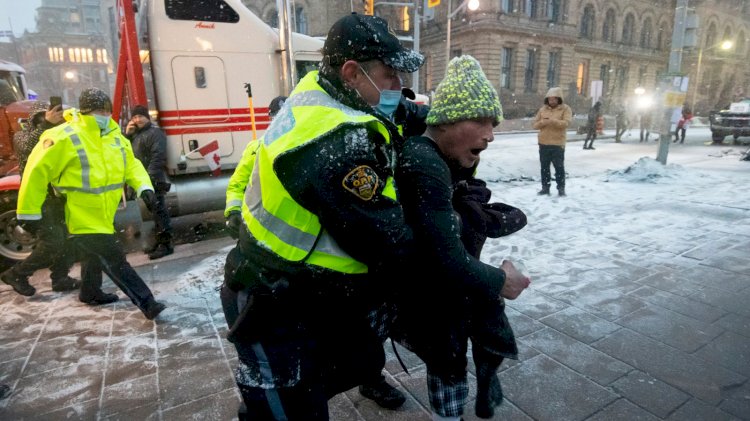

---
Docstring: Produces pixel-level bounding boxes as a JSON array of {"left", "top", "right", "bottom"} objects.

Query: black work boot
[
  {"left": 558, "top": 187, "right": 566, "bottom": 197},
  {"left": 475, "top": 365, "right": 504, "bottom": 419},
  {"left": 1, "top": 269, "right": 35, "bottom": 296},
  {"left": 537, "top": 185, "right": 550, "bottom": 195},
  {"left": 148, "top": 232, "right": 174, "bottom": 260},
  {"left": 51, "top": 276, "right": 81, "bottom": 292},
  {"left": 359, "top": 378, "right": 406, "bottom": 410},
  {"left": 79, "top": 292, "right": 119, "bottom": 305},
  {"left": 142, "top": 300, "right": 167, "bottom": 320}
]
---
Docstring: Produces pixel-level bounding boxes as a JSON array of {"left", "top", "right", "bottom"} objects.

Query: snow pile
[{"left": 604, "top": 157, "right": 689, "bottom": 183}]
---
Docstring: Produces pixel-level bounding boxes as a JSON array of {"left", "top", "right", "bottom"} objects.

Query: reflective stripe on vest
[
  {"left": 56, "top": 126, "right": 126, "bottom": 194},
  {"left": 242, "top": 72, "right": 395, "bottom": 274}
]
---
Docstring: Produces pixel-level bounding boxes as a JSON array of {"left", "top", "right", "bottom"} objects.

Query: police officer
[
  {"left": 221, "top": 13, "right": 423, "bottom": 419},
  {"left": 16, "top": 88, "right": 166, "bottom": 320},
  {"left": 124, "top": 105, "right": 173, "bottom": 260},
  {"left": 1, "top": 101, "right": 80, "bottom": 296}
]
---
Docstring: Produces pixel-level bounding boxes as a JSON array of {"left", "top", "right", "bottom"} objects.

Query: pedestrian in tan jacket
[{"left": 532, "top": 87, "right": 572, "bottom": 196}]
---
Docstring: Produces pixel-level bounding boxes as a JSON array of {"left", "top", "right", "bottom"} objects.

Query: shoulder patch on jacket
[
  {"left": 43, "top": 138, "right": 54, "bottom": 149},
  {"left": 342, "top": 165, "right": 379, "bottom": 201}
]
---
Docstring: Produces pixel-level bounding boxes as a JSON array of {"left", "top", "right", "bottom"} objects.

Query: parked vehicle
[{"left": 709, "top": 99, "right": 750, "bottom": 144}]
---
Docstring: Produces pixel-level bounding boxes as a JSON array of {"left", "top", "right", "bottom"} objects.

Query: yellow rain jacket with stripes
[
  {"left": 17, "top": 111, "right": 153, "bottom": 234},
  {"left": 240, "top": 71, "right": 403, "bottom": 275}
]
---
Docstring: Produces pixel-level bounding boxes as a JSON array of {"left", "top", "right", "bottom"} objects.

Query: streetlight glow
[
  {"left": 64, "top": 71, "right": 75, "bottom": 80},
  {"left": 467, "top": 0, "right": 480, "bottom": 11},
  {"left": 720, "top": 40, "right": 733, "bottom": 50},
  {"left": 634, "top": 87, "right": 645, "bottom": 96}
]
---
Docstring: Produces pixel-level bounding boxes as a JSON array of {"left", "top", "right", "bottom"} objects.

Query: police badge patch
[
  {"left": 43, "top": 139, "right": 54, "bottom": 149},
  {"left": 342, "top": 165, "right": 379, "bottom": 201}
]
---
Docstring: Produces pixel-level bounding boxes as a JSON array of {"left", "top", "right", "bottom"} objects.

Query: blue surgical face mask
[
  {"left": 360, "top": 66, "right": 402, "bottom": 119},
  {"left": 93, "top": 114, "right": 111, "bottom": 130}
]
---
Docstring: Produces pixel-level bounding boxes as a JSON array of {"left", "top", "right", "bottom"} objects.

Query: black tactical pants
[
  {"left": 10, "top": 197, "right": 75, "bottom": 284},
  {"left": 72, "top": 234, "right": 156, "bottom": 310}
]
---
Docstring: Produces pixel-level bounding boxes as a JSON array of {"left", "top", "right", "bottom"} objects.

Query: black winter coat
[{"left": 127, "top": 121, "right": 169, "bottom": 188}]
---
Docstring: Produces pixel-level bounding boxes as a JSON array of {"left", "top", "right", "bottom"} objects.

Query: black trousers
[
  {"left": 539, "top": 144, "right": 565, "bottom": 189},
  {"left": 152, "top": 191, "right": 172, "bottom": 239},
  {"left": 10, "top": 197, "right": 75, "bottom": 283},
  {"left": 221, "top": 246, "right": 383, "bottom": 420},
  {"left": 72, "top": 234, "right": 156, "bottom": 310}
]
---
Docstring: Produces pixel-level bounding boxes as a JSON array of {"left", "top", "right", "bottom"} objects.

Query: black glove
[
  {"left": 19, "top": 219, "right": 42, "bottom": 235},
  {"left": 226, "top": 210, "right": 242, "bottom": 239},
  {"left": 140, "top": 190, "right": 157, "bottom": 212}
]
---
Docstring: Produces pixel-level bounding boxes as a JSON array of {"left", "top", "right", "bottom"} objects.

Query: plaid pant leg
[{"left": 427, "top": 370, "right": 468, "bottom": 417}]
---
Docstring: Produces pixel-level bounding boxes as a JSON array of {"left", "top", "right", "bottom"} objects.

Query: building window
[
  {"left": 295, "top": 6, "right": 308, "bottom": 34},
  {"left": 501, "top": 47, "right": 514, "bottom": 89},
  {"left": 705, "top": 23, "right": 717, "bottom": 49},
  {"left": 576, "top": 60, "right": 589, "bottom": 95},
  {"left": 524, "top": 49, "right": 537, "bottom": 93},
  {"left": 656, "top": 24, "right": 665, "bottom": 50},
  {"left": 638, "top": 66, "right": 647, "bottom": 86},
  {"left": 546, "top": 0, "right": 560, "bottom": 22},
  {"left": 501, "top": 0, "right": 516, "bottom": 13},
  {"left": 737, "top": 31, "right": 746, "bottom": 57},
  {"left": 547, "top": 51, "right": 560, "bottom": 88},
  {"left": 602, "top": 9, "right": 616, "bottom": 43},
  {"left": 400, "top": 6, "right": 410, "bottom": 32},
  {"left": 600, "top": 63, "right": 610, "bottom": 94},
  {"left": 524, "top": 0, "right": 538, "bottom": 18},
  {"left": 165, "top": 0, "right": 239, "bottom": 23},
  {"left": 640, "top": 18, "right": 653, "bottom": 48},
  {"left": 580, "top": 5, "right": 595, "bottom": 39},
  {"left": 615, "top": 66, "right": 628, "bottom": 95},
  {"left": 622, "top": 13, "right": 635, "bottom": 45}
]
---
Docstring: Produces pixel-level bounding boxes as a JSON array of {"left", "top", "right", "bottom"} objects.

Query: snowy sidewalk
[{"left": 1, "top": 135, "right": 749, "bottom": 420}]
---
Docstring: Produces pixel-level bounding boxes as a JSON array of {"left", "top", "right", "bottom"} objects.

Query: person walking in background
[
  {"left": 220, "top": 13, "right": 423, "bottom": 419},
  {"left": 533, "top": 87, "right": 572, "bottom": 197},
  {"left": 639, "top": 110, "right": 652, "bottom": 142},
  {"left": 17, "top": 88, "right": 166, "bottom": 320},
  {"left": 614, "top": 100, "right": 628, "bottom": 143},
  {"left": 0, "top": 101, "right": 80, "bottom": 296},
  {"left": 124, "top": 105, "right": 173, "bottom": 260},
  {"left": 582, "top": 101, "right": 602, "bottom": 150},
  {"left": 393, "top": 55, "right": 530, "bottom": 420},
  {"left": 674, "top": 104, "right": 693, "bottom": 144}
]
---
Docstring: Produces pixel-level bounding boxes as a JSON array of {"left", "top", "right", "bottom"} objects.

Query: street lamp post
[
  {"left": 445, "top": 0, "right": 479, "bottom": 66},
  {"left": 690, "top": 39, "right": 733, "bottom": 112}
]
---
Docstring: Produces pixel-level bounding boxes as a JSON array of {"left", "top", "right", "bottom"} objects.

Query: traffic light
[{"left": 364, "top": 0, "right": 374, "bottom": 15}]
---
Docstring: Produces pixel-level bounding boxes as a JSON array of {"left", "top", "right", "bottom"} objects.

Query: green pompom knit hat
[{"left": 426, "top": 55, "right": 503, "bottom": 126}]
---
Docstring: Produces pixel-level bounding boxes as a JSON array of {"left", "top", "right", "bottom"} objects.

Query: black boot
[
  {"left": 1, "top": 269, "right": 35, "bottom": 296},
  {"left": 359, "top": 377, "right": 406, "bottom": 409},
  {"left": 79, "top": 291, "right": 119, "bottom": 305},
  {"left": 537, "top": 185, "right": 550, "bottom": 195},
  {"left": 148, "top": 232, "right": 174, "bottom": 260},
  {"left": 558, "top": 187, "right": 566, "bottom": 197},
  {"left": 142, "top": 300, "right": 167, "bottom": 320},
  {"left": 475, "top": 364, "right": 504, "bottom": 418},
  {"left": 51, "top": 276, "right": 81, "bottom": 292}
]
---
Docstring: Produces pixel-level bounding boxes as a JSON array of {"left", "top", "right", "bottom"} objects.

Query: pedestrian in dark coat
[
  {"left": 124, "top": 105, "right": 173, "bottom": 259},
  {"left": 583, "top": 101, "right": 602, "bottom": 149},
  {"left": 393, "top": 55, "right": 530, "bottom": 420},
  {"left": 1, "top": 100, "right": 80, "bottom": 296}
]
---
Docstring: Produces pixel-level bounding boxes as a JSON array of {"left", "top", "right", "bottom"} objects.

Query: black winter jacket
[{"left": 126, "top": 121, "right": 169, "bottom": 187}]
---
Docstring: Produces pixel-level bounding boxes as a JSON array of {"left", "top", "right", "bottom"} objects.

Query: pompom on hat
[{"left": 426, "top": 55, "right": 503, "bottom": 127}]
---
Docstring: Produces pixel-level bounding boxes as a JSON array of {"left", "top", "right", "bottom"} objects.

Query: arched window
[
  {"left": 580, "top": 4, "right": 595, "bottom": 39},
  {"left": 622, "top": 13, "right": 635, "bottom": 45},
  {"left": 705, "top": 22, "right": 717, "bottom": 49},
  {"left": 295, "top": 6, "right": 308, "bottom": 34},
  {"left": 602, "top": 9, "right": 616, "bottom": 42},
  {"left": 736, "top": 31, "right": 746, "bottom": 57},
  {"left": 546, "top": 0, "right": 561, "bottom": 22},
  {"left": 722, "top": 27, "right": 733, "bottom": 45},
  {"left": 656, "top": 21, "right": 667, "bottom": 50},
  {"left": 640, "top": 18, "right": 653, "bottom": 48},
  {"left": 524, "top": 0, "right": 538, "bottom": 18},
  {"left": 265, "top": 9, "right": 278, "bottom": 28}
]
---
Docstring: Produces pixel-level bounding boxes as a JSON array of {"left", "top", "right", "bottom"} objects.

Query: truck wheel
[
  {"left": 0, "top": 191, "right": 36, "bottom": 262},
  {"left": 712, "top": 133, "right": 725, "bottom": 144}
]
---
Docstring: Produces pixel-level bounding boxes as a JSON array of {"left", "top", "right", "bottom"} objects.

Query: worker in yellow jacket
[{"left": 16, "top": 88, "right": 167, "bottom": 320}]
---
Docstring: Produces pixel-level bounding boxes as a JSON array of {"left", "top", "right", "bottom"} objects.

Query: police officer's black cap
[
  {"left": 323, "top": 13, "right": 424, "bottom": 73},
  {"left": 268, "top": 96, "right": 287, "bottom": 118},
  {"left": 79, "top": 87, "right": 112, "bottom": 114}
]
